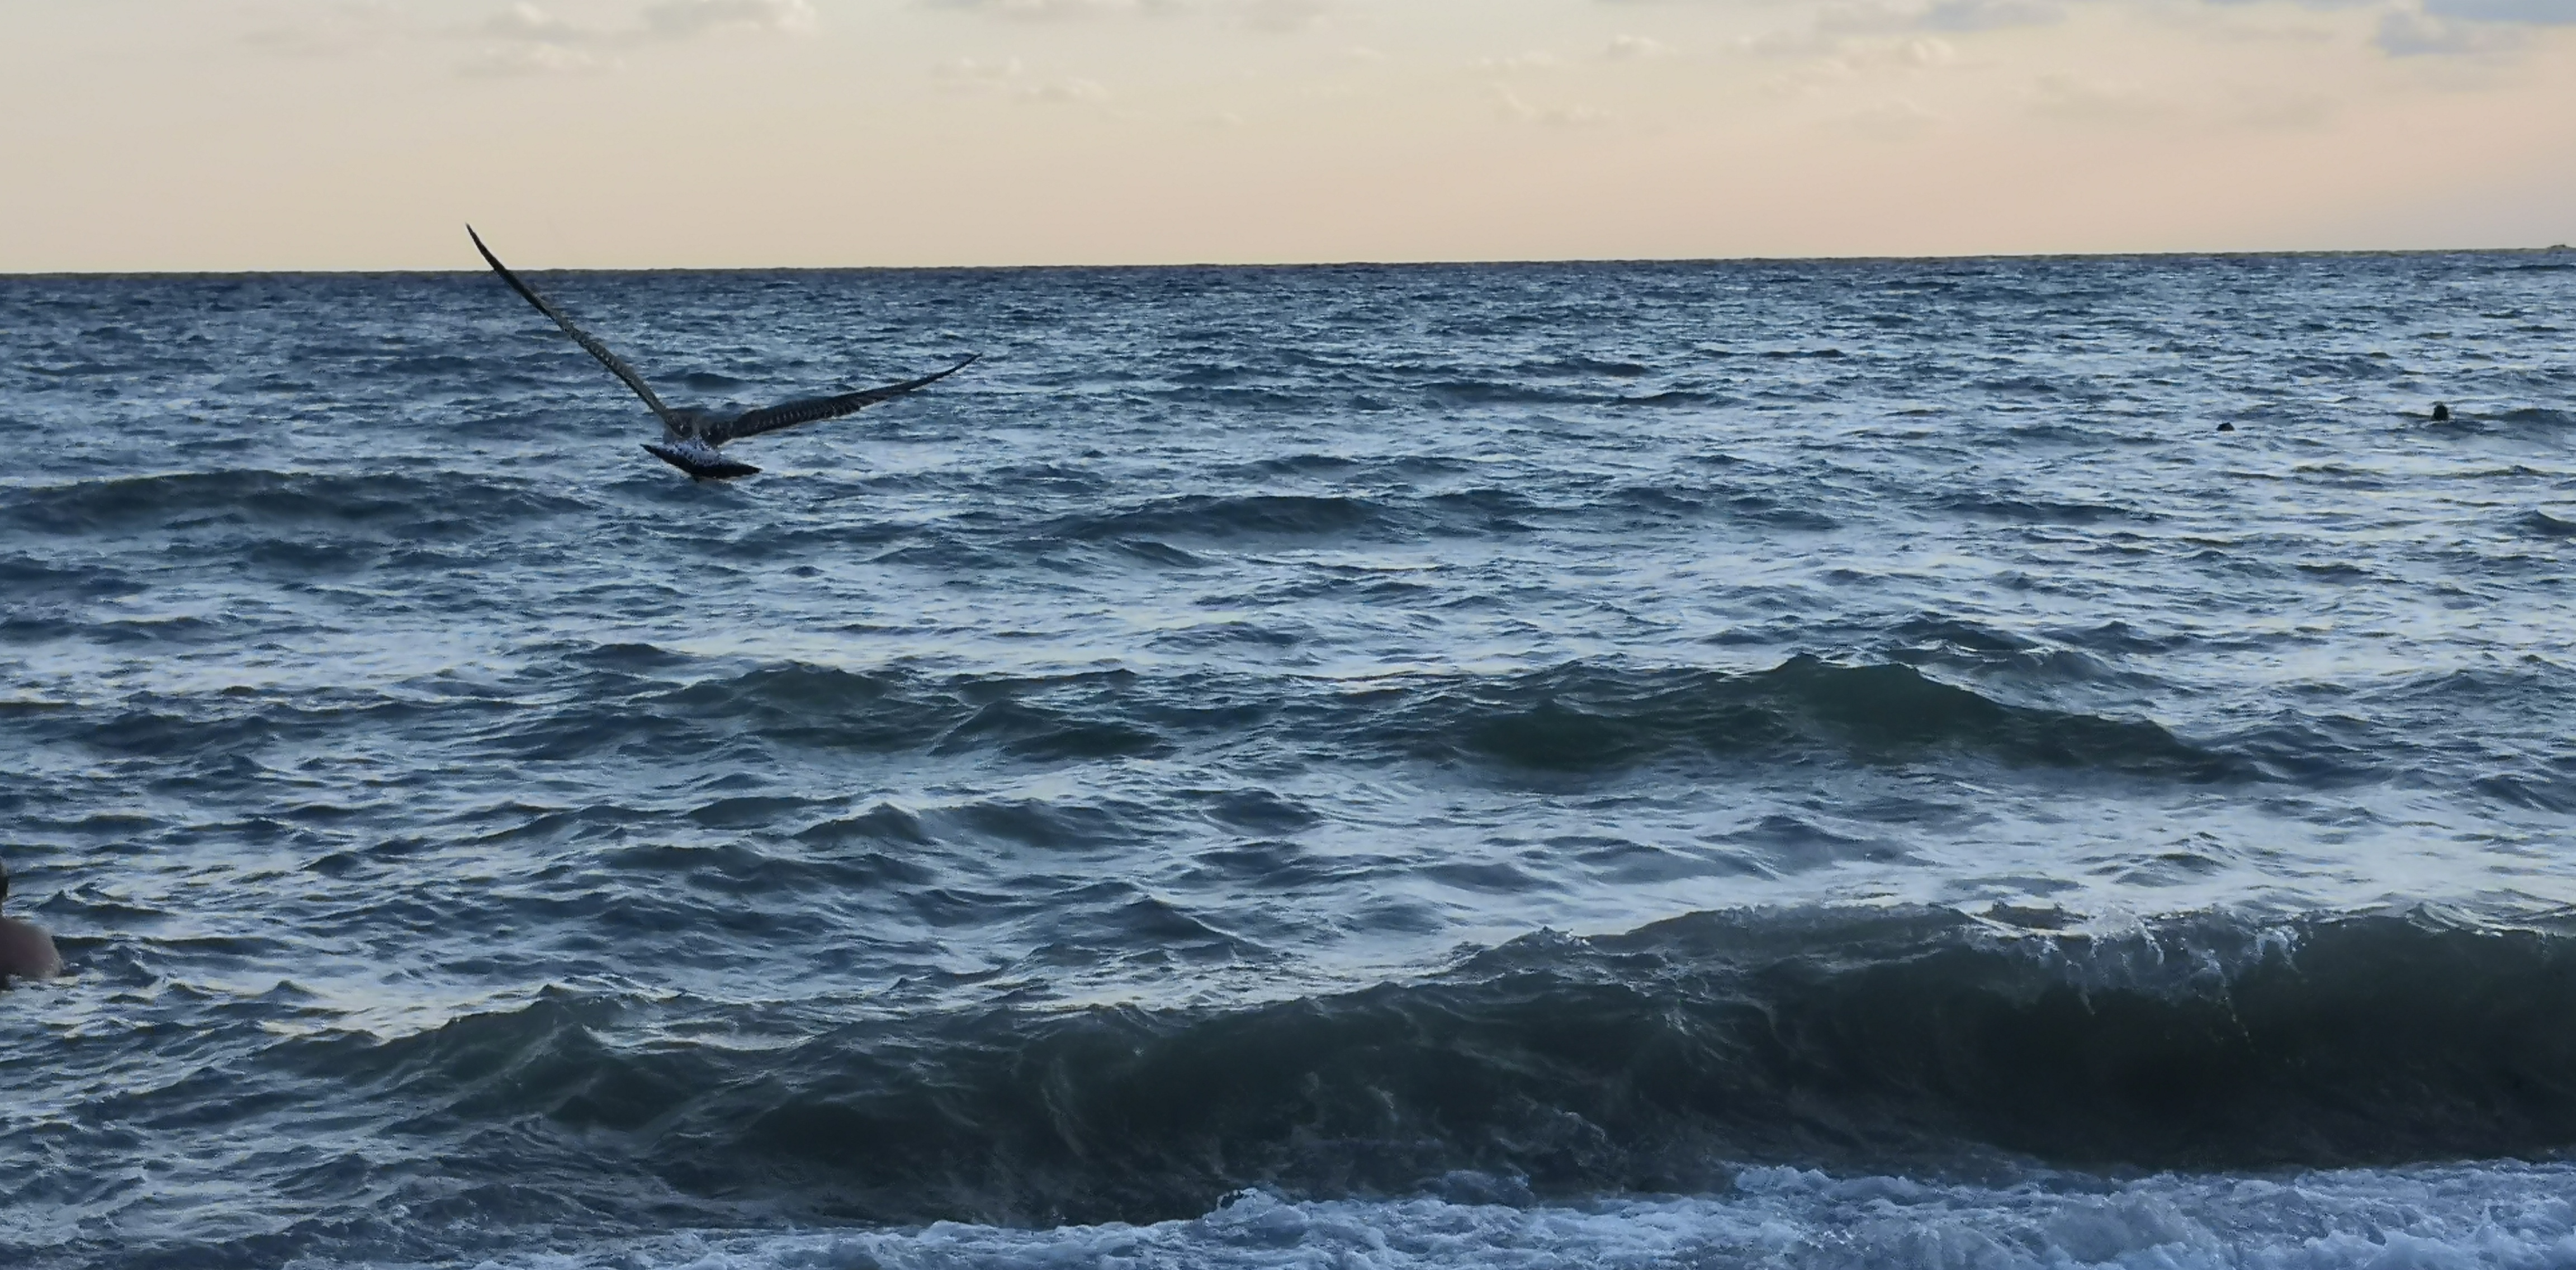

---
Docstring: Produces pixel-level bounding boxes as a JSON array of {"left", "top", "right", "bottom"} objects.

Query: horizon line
[{"left": 5, "top": 242, "right": 2572, "bottom": 279}]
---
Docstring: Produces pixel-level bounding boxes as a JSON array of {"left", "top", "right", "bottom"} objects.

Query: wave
[
  {"left": 500, "top": 655, "right": 2239, "bottom": 783},
  {"left": 1609, "top": 484, "right": 1839, "bottom": 529},
  {"left": 428, "top": 1164, "right": 2576, "bottom": 1270},
  {"left": 4, "top": 469, "right": 589, "bottom": 536},
  {"left": 292, "top": 906, "right": 2576, "bottom": 1228},
  {"left": 2426, "top": 406, "right": 2574, "bottom": 436},
  {"left": 1044, "top": 487, "right": 1559, "bottom": 543},
  {"left": 1938, "top": 495, "right": 2154, "bottom": 525},
  {"left": 2526, "top": 510, "right": 2576, "bottom": 538},
  {"left": 19, "top": 654, "right": 2255, "bottom": 793},
  {"left": 1382, "top": 657, "right": 2234, "bottom": 779},
  {"left": 485, "top": 661, "right": 1176, "bottom": 766},
  {"left": 1052, "top": 494, "right": 1392, "bottom": 542}
]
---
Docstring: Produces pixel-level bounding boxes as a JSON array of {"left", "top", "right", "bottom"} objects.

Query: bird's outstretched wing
[
  {"left": 467, "top": 225, "right": 680, "bottom": 430},
  {"left": 711, "top": 354, "right": 981, "bottom": 444}
]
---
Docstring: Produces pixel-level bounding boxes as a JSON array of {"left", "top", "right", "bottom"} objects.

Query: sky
[{"left": 0, "top": 0, "right": 2570, "bottom": 269}]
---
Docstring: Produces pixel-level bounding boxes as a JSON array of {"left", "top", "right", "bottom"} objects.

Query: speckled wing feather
[
  {"left": 712, "top": 354, "right": 981, "bottom": 444},
  {"left": 468, "top": 225, "right": 679, "bottom": 430}
]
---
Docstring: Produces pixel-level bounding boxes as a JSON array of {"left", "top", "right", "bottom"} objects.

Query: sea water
[{"left": 1, "top": 253, "right": 2573, "bottom": 1267}]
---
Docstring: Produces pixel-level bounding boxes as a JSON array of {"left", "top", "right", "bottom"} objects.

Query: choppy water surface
[{"left": 2, "top": 253, "right": 2573, "bottom": 1268}]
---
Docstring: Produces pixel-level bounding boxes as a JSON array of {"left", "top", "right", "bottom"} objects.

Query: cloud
[
  {"left": 933, "top": 54, "right": 1029, "bottom": 88},
  {"left": 478, "top": 2, "right": 594, "bottom": 44},
  {"left": 1605, "top": 34, "right": 1672, "bottom": 58},
  {"left": 936, "top": 54, "right": 1027, "bottom": 75},
  {"left": 2422, "top": 0, "right": 2576, "bottom": 19},
  {"left": 243, "top": 1, "right": 403, "bottom": 57},
  {"left": 920, "top": 0, "right": 1327, "bottom": 30},
  {"left": 2199, "top": 0, "right": 2376, "bottom": 10},
  {"left": 1725, "top": 0, "right": 2062, "bottom": 65},
  {"left": 1239, "top": 0, "right": 1330, "bottom": 31},
  {"left": 452, "top": 0, "right": 814, "bottom": 75},
  {"left": 1919, "top": 0, "right": 2064, "bottom": 29},
  {"left": 459, "top": 41, "right": 614, "bottom": 77},
  {"left": 920, "top": 0, "right": 1175, "bottom": 20},
  {"left": 641, "top": 0, "right": 819, "bottom": 37},
  {"left": 1802, "top": 0, "right": 2063, "bottom": 40},
  {"left": 1020, "top": 77, "right": 1111, "bottom": 102},
  {"left": 930, "top": 55, "right": 1110, "bottom": 103},
  {"left": 2373, "top": 7, "right": 2525, "bottom": 51},
  {"left": 2362, "top": 0, "right": 2576, "bottom": 58}
]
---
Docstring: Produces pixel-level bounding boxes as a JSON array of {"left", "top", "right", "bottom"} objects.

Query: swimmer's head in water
[{"left": 2432, "top": 402, "right": 2451, "bottom": 422}]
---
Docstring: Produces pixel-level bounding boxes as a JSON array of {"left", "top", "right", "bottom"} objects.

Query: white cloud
[
  {"left": 459, "top": 41, "right": 614, "bottom": 77},
  {"left": 641, "top": 0, "right": 818, "bottom": 37},
  {"left": 930, "top": 54, "right": 1111, "bottom": 105},
  {"left": 1731, "top": 0, "right": 2063, "bottom": 64},
  {"left": 243, "top": 0, "right": 404, "bottom": 57},
  {"left": 921, "top": 0, "right": 1327, "bottom": 29},
  {"left": 1606, "top": 34, "right": 1671, "bottom": 58},
  {"left": 1914, "top": 0, "right": 2066, "bottom": 31},
  {"left": 1020, "top": 77, "right": 1111, "bottom": 102},
  {"left": 452, "top": 0, "right": 814, "bottom": 75},
  {"left": 1239, "top": 0, "right": 1329, "bottom": 32},
  {"left": 921, "top": 0, "right": 1172, "bottom": 20},
  {"left": 1476, "top": 51, "right": 1567, "bottom": 71},
  {"left": 479, "top": 2, "right": 594, "bottom": 44},
  {"left": 1808, "top": 0, "right": 2062, "bottom": 38},
  {"left": 929, "top": 56, "right": 1107, "bottom": 103},
  {"left": 936, "top": 54, "right": 1029, "bottom": 77}
]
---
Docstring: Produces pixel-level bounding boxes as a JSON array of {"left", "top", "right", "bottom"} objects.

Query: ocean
[{"left": 1, "top": 251, "right": 2572, "bottom": 1268}]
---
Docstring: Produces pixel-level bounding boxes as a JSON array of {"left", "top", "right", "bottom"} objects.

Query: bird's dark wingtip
[{"left": 467, "top": 225, "right": 510, "bottom": 276}]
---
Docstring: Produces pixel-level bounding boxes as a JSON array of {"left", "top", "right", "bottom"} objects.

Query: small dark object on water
[
  {"left": 0, "top": 861, "right": 64, "bottom": 985},
  {"left": 2431, "top": 402, "right": 2451, "bottom": 422},
  {"left": 2216, "top": 422, "right": 2235, "bottom": 433}
]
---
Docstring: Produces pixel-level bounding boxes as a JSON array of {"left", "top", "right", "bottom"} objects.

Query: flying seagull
[{"left": 469, "top": 225, "right": 977, "bottom": 480}]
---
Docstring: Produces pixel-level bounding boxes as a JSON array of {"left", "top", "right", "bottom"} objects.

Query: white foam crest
[{"left": 410, "top": 1162, "right": 2576, "bottom": 1270}]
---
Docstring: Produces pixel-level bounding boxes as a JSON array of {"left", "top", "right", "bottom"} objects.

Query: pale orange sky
[{"left": 1, "top": 0, "right": 2570, "bottom": 271}]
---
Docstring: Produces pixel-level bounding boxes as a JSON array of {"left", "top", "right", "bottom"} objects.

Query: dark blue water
[{"left": 3, "top": 253, "right": 2574, "bottom": 1268}]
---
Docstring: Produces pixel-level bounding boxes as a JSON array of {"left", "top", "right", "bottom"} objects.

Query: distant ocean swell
[
  {"left": 228, "top": 907, "right": 2576, "bottom": 1232},
  {"left": 0, "top": 470, "right": 1846, "bottom": 546},
  {"left": 20, "top": 653, "right": 2573, "bottom": 804}
]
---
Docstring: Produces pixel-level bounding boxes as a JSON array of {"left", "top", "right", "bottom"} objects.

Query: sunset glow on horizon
[{"left": 3, "top": 0, "right": 2572, "bottom": 272}]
